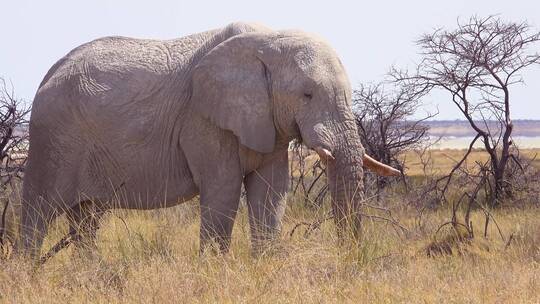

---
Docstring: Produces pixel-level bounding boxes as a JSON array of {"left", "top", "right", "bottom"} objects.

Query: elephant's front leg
[
  {"left": 199, "top": 174, "right": 242, "bottom": 254},
  {"left": 181, "top": 121, "right": 244, "bottom": 254},
  {"left": 244, "top": 149, "right": 289, "bottom": 254}
]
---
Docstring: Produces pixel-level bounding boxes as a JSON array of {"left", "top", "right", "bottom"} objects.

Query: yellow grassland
[
  {"left": 402, "top": 148, "right": 540, "bottom": 176},
  {"left": 0, "top": 149, "right": 539, "bottom": 303}
]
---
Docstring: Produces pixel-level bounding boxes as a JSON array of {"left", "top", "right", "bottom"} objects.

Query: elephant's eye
[{"left": 304, "top": 93, "right": 313, "bottom": 99}]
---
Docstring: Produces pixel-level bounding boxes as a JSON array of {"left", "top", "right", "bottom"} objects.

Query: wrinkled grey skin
[{"left": 21, "top": 22, "right": 398, "bottom": 258}]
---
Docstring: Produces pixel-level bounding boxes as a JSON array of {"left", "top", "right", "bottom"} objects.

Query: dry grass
[
  {"left": 0, "top": 199, "right": 538, "bottom": 303},
  {"left": 402, "top": 148, "right": 540, "bottom": 176},
  {"left": 0, "top": 150, "right": 539, "bottom": 303}
]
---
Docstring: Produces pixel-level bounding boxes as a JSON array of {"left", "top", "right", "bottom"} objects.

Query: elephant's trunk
[{"left": 318, "top": 123, "right": 365, "bottom": 240}]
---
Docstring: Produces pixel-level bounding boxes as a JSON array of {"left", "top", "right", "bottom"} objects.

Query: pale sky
[{"left": 1, "top": 0, "right": 539, "bottom": 119}]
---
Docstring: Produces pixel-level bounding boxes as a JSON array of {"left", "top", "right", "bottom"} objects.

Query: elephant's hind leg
[
  {"left": 20, "top": 196, "right": 57, "bottom": 259},
  {"left": 66, "top": 201, "right": 104, "bottom": 251}
]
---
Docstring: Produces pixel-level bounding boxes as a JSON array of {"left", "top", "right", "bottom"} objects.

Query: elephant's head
[{"left": 191, "top": 29, "right": 399, "bottom": 238}]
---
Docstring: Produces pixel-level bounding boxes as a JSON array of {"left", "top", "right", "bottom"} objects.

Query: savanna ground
[{"left": 0, "top": 149, "right": 539, "bottom": 303}]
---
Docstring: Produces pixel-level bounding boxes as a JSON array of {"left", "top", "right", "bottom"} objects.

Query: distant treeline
[{"left": 424, "top": 120, "right": 540, "bottom": 137}]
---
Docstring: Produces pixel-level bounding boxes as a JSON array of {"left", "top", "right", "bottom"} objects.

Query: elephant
[{"left": 20, "top": 22, "right": 400, "bottom": 258}]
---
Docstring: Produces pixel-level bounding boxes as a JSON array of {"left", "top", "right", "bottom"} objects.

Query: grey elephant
[{"left": 20, "top": 22, "right": 399, "bottom": 258}]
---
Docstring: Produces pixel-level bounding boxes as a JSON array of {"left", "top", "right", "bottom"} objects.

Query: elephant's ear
[{"left": 191, "top": 33, "right": 276, "bottom": 153}]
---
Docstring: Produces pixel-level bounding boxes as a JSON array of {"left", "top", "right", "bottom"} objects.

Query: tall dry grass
[{"left": 0, "top": 190, "right": 538, "bottom": 303}]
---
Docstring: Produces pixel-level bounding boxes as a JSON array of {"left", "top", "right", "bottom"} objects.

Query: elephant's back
[
  {"left": 37, "top": 37, "right": 173, "bottom": 98},
  {"left": 34, "top": 23, "right": 268, "bottom": 107},
  {"left": 30, "top": 37, "right": 177, "bottom": 152},
  {"left": 31, "top": 37, "right": 184, "bottom": 136}
]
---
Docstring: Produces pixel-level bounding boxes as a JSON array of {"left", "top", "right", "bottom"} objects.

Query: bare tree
[
  {"left": 392, "top": 15, "right": 540, "bottom": 205},
  {"left": 0, "top": 77, "right": 30, "bottom": 253},
  {"left": 353, "top": 81, "right": 435, "bottom": 193}
]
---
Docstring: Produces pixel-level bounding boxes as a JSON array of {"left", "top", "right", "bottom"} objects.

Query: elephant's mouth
[
  {"left": 293, "top": 123, "right": 335, "bottom": 165},
  {"left": 293, "top": 122, "right": 303, "bottom": 143}
]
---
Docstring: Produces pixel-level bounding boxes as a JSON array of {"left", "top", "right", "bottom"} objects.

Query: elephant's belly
[
  {"left": 115, "top": 177, "right": 199, "bottom": 210},
  {"left": 79, "top": 138, "right": 199, "bottom": 209},
  {"left": 86, "top": 152, "right": 200, "bottom": 210}
]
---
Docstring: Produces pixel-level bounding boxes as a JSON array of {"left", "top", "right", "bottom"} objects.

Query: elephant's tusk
[
  {"left": 314, "top": 148, "right": 401, "bottom": 176},
  {"left": 362, "top": 154, "right": 401, "bottom": 177},
  {"left": 314, "top": 147, "right": 335, "bottom": 164}
]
